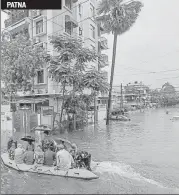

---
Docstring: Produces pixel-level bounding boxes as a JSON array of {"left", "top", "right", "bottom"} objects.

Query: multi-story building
[
  {"left": 3, "top": 0, "right": 109, "bottom": 113},
  {"left": 124, "top": 81, "right": 150, "bottom": 106}
]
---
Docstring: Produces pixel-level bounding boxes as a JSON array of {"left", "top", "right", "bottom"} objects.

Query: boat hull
[
  {"left": 1, "top": 153, "right": 99, "bottom": 180},
  {"left": 104, "top": 117, "right": 130, "bottom": 121}
]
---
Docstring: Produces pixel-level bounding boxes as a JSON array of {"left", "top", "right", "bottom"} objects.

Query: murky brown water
[{"left": 1, "top": 107, "right": 179, "bottom": 194}]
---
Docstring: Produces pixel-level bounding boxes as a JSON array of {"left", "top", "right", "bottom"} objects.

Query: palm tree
[{"left": 97, "top": 0, "right": 143, "bottom": 125}]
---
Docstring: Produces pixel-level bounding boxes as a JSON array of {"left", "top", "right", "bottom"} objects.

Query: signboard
[{"left": 1, "top": 0, "right": 62, "bottom": 9}]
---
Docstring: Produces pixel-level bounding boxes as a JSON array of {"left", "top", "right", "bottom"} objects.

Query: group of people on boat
[{"left": 7, "top": 131, "right": 92, "bottom": 171}]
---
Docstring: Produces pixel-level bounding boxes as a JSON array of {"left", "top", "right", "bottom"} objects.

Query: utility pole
[
  {"left": 120, "top": 83, "right": 123, "bottom": 109},
  {"left": 138, "top": 90, "right": 141, "bottom": 111}
]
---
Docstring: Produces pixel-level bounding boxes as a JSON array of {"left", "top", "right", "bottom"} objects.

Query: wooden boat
[{"left": 1, "top": 153, "right": 99, "bottom": 180}]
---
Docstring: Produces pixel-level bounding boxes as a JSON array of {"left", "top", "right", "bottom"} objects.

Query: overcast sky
[{"left": 1, "top": 0, "right": 179, "bottom": 90}]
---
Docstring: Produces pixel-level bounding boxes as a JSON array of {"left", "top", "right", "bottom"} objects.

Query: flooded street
[{"left": 1, "top": 107, "right": 179, "bottom": 194}]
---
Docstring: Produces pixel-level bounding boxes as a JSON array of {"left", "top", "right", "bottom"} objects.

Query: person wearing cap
[
  {"left": 14, "top": 143, "right": 25, "bottom": 164},
  {"left": 70, "top": 143, "right": 78, "bottom": 159},
  {"left": 26, "top": 140, "right": 35, "bottom": 152},
  {"left": 56, "top": 144, "right": 74, "bottom": 171},
  {"left": 23, "top": 144, "right": 35, "bottom": 165}
]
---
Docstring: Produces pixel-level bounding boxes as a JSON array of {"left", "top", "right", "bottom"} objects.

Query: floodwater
[{"left": 1, "top": 107, "right": 179, "bottom": 194}]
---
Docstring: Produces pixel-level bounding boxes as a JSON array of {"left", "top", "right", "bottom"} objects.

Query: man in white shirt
[
  {"left": 56, "top": 144, "right": 74, "bottom": 171},
  {"left": 14, "top": 143, "right": 25, "bottom": 164}
]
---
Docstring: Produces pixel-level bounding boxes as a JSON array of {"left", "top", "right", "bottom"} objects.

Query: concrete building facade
[{"left": 3, "top": 0, "right": 109, "bottom": 113}]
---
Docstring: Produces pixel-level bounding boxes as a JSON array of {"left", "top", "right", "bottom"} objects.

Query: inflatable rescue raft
[{"left": 1, "top": 153, "right": 99, "bottom": 180}]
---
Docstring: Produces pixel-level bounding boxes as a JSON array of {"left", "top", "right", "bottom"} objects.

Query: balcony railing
[
  {"left": 4, "top": 10, "right": 29, "bottom": 28},
  {"left": 99, "top": 37, "right": 108, "bottom": 50}
]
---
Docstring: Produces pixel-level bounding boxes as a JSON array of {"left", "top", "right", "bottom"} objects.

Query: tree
[
  {"left": 1, "top": 33, "right": 47, "bottom": 97},
  {"left": 82, "top": 69, "right": 109, "bottom": 93},
  {"left": 161, "top": 82, "right": 176, "bottom": 94},
  {"left": 48, "top": 35, "right": 109, "bottom": 131},
  {"left": 97, "top": 0, "right": 143, "bottom": 125},
  {"left": 161, "top": 82, "right": 177, "bottom": 106}
]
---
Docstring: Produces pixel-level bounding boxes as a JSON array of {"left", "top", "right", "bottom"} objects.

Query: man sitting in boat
[
  {"left": 14, "top": 143, "right": 25, "bottom": 164},
  {"left": 23, "top": 145, "right": 35, "bottom": 165},
  {"left": 34, "top": 145, "right": 44, "bottom": 165},
  {"left": 70, "top": 143, "right": 92, "bottom": 171},
  {"left": 56, "top": 144, "right": 74, "bottom": 171},
  {"left": 43, "top": 145, "right": 56, "bottom": 166},
  {"left": 42, "top": 131, "right": 55, "bottom": 152},
  {"left": 8, "top": 142, "right": 16, "bottom": 160},
  {"left": 26, "top": 140, "right": 35, "bottom": 152}
]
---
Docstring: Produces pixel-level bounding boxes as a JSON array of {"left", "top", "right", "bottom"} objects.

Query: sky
[
  {"left": 103, "top": 0, "right": 179, "bottom": 89},
  {"left": 1, "top": 0, "right": 179, "bottom": 90}
]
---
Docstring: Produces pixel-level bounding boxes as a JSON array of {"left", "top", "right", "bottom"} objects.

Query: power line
[
  {"left": 26, "top": 0, "right": 90, "bottom": 32},
  {"left": 114, "top": 68, "right": 179, "bottom": 77},
  {"left": 156, "top": 76, "right": 179, "bottom": 80},
  {"left": 114, "top": 49, "right": 179, "bottom": 73}
]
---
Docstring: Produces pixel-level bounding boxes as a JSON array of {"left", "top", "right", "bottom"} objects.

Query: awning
[{"left": 65, "top": 15, "right": 78, "bottom": 28}]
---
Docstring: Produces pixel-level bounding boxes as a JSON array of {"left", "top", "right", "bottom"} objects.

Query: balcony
[
  {"left": 4, "top": 10, "right": 29, "bottom": 28},
  {"left": 65, "top": 15, "right": 78, "bottom": 28},
  {"left": 99, "top": 54, "right": 109, "bottom": 68},
  {"left": 99, "top": 37, "right": 108, "bottom": 50},
  {"left": 101, "top": 54, "right": 109, "bottom": 63}
]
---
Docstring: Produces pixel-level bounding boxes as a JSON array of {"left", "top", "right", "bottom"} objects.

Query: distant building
[{"left": 124, "top": 81, "right": 150, "bottom": 106}]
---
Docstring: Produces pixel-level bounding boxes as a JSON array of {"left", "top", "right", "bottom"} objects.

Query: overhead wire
[
  {"left": 4, "top": 6, "right": 179, "bottom": 89},
  {"left": 28, "top": 0, "right": 90, "bottom": 31}
]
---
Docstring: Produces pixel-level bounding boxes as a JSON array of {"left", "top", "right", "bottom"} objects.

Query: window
[
  {"left": 37, "top": 70, "right": 44, "bottom": 84},
  {"left": 90, "top": 4, "right": 95, "bottom": 19},
  {"left": 79, "top": 27, "right": 82, "bottom": 35},
  {"left": 90, "top": 24, "right": 95, "bottom": 39},
  {"left": 65, "top": 0, "right": 72, "bottom": 10},
  {"left": 65, "top": 22, "right": 72, "bottom": 35},
  {"left": 36, "top": 20, "right": 43, "bottom": 34}
]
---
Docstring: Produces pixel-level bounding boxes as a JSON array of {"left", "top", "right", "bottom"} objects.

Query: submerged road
[{"left": 1, "top": 107, "right": 179, "bottom": 194}]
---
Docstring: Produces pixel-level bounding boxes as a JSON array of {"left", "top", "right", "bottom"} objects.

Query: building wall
[{"left": 3, "top": 1, "right": 108, "bottom": 96}]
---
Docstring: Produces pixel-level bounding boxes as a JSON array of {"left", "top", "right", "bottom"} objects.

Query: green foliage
[
  {"left": 1, "top": 34, "right": 47, "bottom": 94},
  {"left": 161, "top": 82, "right": 176, "bottom": 94},
  {"left": 150, "top": 83, "right": 179, "bottom": 106},
  {"left": 48, "top": 35, "right": 109, "bottom": 130},
  {"left": 97, "top": 0, "right": 143, "bottom": 35},
  {"left": 48, "top": 35, "right": 109, "bottom": 94},
  {"left": 82, "top": 70, "right": 109, "bottom": 93}
]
